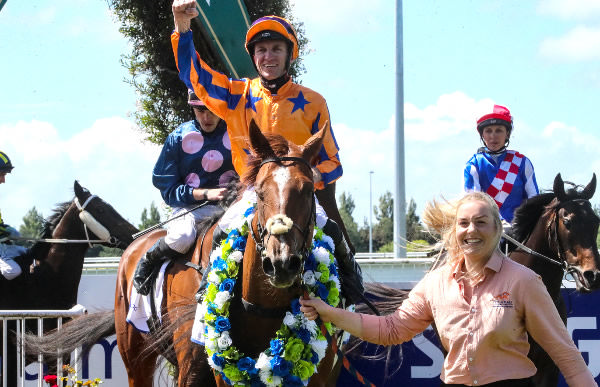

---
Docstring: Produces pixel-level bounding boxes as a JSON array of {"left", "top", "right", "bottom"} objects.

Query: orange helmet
[{"left": 245, "top": 16, "right": 299, "bottom": 61}]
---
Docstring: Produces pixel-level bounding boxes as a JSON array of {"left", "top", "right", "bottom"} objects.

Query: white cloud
[
  {"left": 539, "top": 26, "right": 600, "bottom": 61},
  {"left": 333, "top": 92, "right": 600, "bottom": 224},
  {"left": 0, "top": 118, "right": 163, "bottom": 228},
  {"left": 537, "top": 0, "right": 600, "bottom": 20},
  {"left": 291, "top": 0, "right": 384, "bottom": 32}
]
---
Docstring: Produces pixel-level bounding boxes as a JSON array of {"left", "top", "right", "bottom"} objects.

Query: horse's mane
[
  {"left": 241, "top": 133, "right": 292, "bottom": 187},
  {"left": 30, "top": 201, "right": 72, "bottom": 260},
  {"left": 510, "top": 192, "right": 556, "bottom": 243}
]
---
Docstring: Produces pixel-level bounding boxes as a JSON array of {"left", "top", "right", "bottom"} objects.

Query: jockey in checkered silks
[{"left": 464, "top": 104, "right": 539, "bottom": 233}]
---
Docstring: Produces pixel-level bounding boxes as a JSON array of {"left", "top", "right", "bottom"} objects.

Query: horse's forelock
[{"left": 242, "top": 133, "right": 295, "bottom": 186}]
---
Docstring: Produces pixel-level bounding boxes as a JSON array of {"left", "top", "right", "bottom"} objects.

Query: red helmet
[
  {"left": 245, "top": 16, "right": 299, "bottom": 61},
  {"left": 476, "top": 104, "right": 513, "bottom": 135}
]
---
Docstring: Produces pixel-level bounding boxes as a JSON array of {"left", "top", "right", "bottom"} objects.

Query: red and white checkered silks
[{"left": 486, "top": 151, "right": 524, "bottom": 209}]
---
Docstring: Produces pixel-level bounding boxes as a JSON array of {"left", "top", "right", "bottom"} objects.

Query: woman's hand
[{"left": 300, "top": 296, "right": 334, "bottom": 322}]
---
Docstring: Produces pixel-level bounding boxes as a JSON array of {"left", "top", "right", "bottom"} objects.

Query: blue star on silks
[
  {"left": 245, "top": 89, "right": 262, "bottom": 112},
  {"left": 287, "top": 91, "right": 310, "bottom": 113}
]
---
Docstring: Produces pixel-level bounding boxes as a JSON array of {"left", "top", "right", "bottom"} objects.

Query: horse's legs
[
  {"left": 176, "top": 343, "right": 215, "bottom": 387},
  {"left": 115, "top": 324, "right": 159, "bottom": 387}
]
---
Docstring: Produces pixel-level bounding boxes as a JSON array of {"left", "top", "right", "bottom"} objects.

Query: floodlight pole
[
  {"left": 394, "top": 0, "right": 407, "bottom": 259},
  {"left": 369, "top": 171, "right": 374, "bottom": 255}
]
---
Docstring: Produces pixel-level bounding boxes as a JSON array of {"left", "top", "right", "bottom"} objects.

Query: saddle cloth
[{"left": 126, "top": 261, "right": 170, "bottom": 333}]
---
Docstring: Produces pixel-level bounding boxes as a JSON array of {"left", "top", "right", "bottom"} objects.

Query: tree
[
  {"left": 19, "top": 207, "right": 44, "bottom": 238},
  {"left": 107, "top": 0, "right": 308, "bottom": 144},
  {"left": 139, "top": 202, "right": 162, "bottom": 230},
  {"left": 372, "top": 191, "right": 394, "bottom": 252},
  {"left": 337, "top": 192, "right": 367, "bottom": 252}
]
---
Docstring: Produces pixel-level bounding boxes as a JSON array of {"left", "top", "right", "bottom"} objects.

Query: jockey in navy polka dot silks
[{"left": 133, "top": 91, "right": 237, "bottom": 296}]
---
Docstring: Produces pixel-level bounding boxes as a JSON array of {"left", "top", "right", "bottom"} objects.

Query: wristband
[{"left": 203, "top": 189, "right": 209, "bottom": 200}]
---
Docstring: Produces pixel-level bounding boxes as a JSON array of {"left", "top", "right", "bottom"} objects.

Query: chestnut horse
[{"left": 28, "top": 121, "right": 339, "bottom": 386}]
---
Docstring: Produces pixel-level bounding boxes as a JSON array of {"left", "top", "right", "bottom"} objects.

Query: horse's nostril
[
  {"left": 262, "top": 258, "right": 275, "bottom": 276},
  {"left": 286, "top": 254, "right": 302, "bottom": 274}
]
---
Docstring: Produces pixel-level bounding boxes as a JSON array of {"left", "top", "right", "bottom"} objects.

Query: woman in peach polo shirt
[{"left": 301, "top": 191, "right": 596, "bottom": 387}]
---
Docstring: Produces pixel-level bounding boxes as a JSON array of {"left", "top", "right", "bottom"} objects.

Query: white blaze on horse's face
[{"left": 273, "top": 166, "right": 290, "bottom": 210}]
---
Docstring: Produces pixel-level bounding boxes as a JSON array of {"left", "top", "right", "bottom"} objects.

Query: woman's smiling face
[{"left": 456, "top": 200, "right": 500, "bottom": 261}]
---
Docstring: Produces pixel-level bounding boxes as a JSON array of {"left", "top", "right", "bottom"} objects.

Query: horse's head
[
  {"left": 552, "top": 173, "right": 600, "bottom": 292},
  {"left": 245, "top": 120, "right": 326, "bottom": 288},
  {"left": 72, "top": 180, "right": 138, "bottom": 249}
]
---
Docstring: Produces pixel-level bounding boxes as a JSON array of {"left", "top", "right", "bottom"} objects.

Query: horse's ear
[
  {"left": 581, "top": 173, "right": 597, "bottom": 200},
  {"left": 248, "top": 119, "right": 275, "bottom": 159},
  {"left": 73, "top": 180, "right": 90, "bottom": 199},
  {"left": 301, "top": 120, "right": 328, "bottom": 163},
  {"left": 553, "top": 173, "right": 567, "bottom": 202}
]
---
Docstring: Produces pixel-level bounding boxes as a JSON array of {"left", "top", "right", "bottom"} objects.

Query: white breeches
[
  {"left": 0, "top": 244, "right": 26, "bottom": 280},
  {"left": 164, "top": 204, "right": 223, "bottom": 254}
]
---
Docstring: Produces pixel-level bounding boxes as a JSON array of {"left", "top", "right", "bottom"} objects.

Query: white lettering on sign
[
  {"left": 567, "top": 317, "right": 600, "bottom": 378},
  {"left": 411, "top": 327, "right": 444, "bottom": 378}
]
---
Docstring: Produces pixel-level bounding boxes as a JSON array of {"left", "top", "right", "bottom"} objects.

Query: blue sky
[{"left": 1, "top": 0, "right": 600, "bottom": 236}]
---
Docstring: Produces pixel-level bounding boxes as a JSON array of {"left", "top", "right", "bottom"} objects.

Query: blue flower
[
  {"left": 269, "top": 339, "right": 284, "bottom": 356},
  {"left": 227, "top": 229, "right": 241, "bottom": 241},
  {"left": 304, "top": 255, "right": 317, "bottom": 272},
  {"left": 329, "top": 263, "right": 338, "bottom": 277},
  {"left": 215, "top": 316, "right": 231, "bottom": 333},
  {"left": 310, "top": 350, "right": 319, "bottom": 364},
  {"left": 290, "top": 299, "right": 301, "bottom": 314},
  {"left": 244, "top": 206, "right": 255, "bottom": 217},
  {"left": 231, "top": 237, "right": 246, "bottom": 251},
  {"left": 212, "top": 257, "right": 227, "bottom": 271},
  {"left": 219, "top": 278, "right": 235, "bottom": 293},
  {"left": 270, "top": 356, "right": 291, "bottom": 377},
  {"left": 212, "top": 354, "right": 225, "bottom": 368},
  {"left": 313, "top": 239, "right": 331, "bottom": 252},
  {"left": 207, "top": 302, "right": 218, "bottom": 315},
  {"left": 238, "top": 357, "right": 257, "bottom": 374},
  {"left": 296, "top": 328, "right": 311, "bottom": 344},
  {"left": 283, "top": 374, "right": 304, "bottom": 387},
  {"left": 317, "top": 282, "right": 329, "bottom": 300}
]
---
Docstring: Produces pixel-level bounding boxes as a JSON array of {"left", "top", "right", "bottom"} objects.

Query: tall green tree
[
  {"left": 19, "top": 207, "right": 44, "bottom": 238},
  {"left": 337, "top": 192, "right": 367, "bottom": 252},
  {"left": 139, "top": 202, "right": 162, "bottom": 230},
  {"left": 107, "top": 0, "right": 308, "bottom": 144},
  {"left": 373, "top": 191, "right": 394, "bottom": 252}
]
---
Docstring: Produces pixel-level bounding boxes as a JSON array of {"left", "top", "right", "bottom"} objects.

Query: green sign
[
  {"left": 0, "top": 0, "right": 7, "bottom": 12},
  {"left": 194, "top": 0, "right": 257, "bottom": 79}
]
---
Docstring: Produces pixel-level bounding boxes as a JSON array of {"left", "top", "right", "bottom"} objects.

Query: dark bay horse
[
  {"left": 29, "top": 121, "right": 340, "bottom": 386},
  {"left": 507, "top": 173, "right": 600, "bottom": 386},
  {"left": 4, "top": 180, "right": 137, "bottom": 385}
]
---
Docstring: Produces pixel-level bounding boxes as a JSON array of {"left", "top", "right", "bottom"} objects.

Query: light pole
[{"left": 369, "top": 171, "right": 374, "bottom": 255}]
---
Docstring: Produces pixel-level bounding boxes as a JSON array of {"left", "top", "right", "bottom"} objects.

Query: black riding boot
[
  {"left": 322, "top": 219, "right": 364, "bottom": 305},
  {"left": 15, "top": 250, "right": 34, "bottom": 274},
  {"left": 133, "top": 237, "right": 182, "bottom": 296},
  {"left": 195, "top": 226, "right": 228, "bottom": 302}
]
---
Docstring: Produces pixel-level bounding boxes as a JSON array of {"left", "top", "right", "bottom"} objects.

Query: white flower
[
  {"left": 214, "top": 291, "right": 231, "bottom": 308},
  {"left": 301, "top": 318, "right": 318, "bottom": 335},
  {"left": 229, "top": 250, "right": 243, "bottom": 263},
  {"left": 255, "top": 352, "right": 272, "bottom": 370},
  {"left": 310, "top": 337, "right": 328, "bottom": 361},
  {"left": 321, "top": 234, "right": 335, "bottom": 251},
  {"left": 283, "top": 311, "right": 299, "bottom": 329},
  {"left": 259, "top": 369, "right": 281, "bottom": 387},
  {"left": 210, "top": 247, "right": 222, "bottom": 262},
  {"left": 207, "top": 271, "right": 222, "bottom": 284},
  {"left": 302, "top": 270, "right": 316, "bottom": 286},
  {"left": 217, "top": 331, "right": 232, "bottom": 350},
  {"left": 313, "top": 246, "right": 331, "bottom": 264},
  {"left": 207, "top": 355, "right": 223, "bottom": 371},
  {"left": 330, "top": 275, "right": 340, "bottom": 290},
  {"left": 206, "top": 327, "right": 219, "bottom": 340},
  {"left": 314, "top": 271, "right": 322, "bottom": 280},
  {"left": 206, "top": 338, "right": 218, "bottom": 352}
]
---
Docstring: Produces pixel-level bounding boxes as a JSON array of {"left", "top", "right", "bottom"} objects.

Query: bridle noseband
[
  {"left": 248, "top": 156, "right": 316, "bottom": 263},
  {"left": 74, "top": 195, "right": 125, "bottom": 248}
]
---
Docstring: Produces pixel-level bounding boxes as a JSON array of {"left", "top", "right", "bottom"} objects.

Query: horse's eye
[{"left": 563, "top": 217, "right": 572, "bottom": 229}]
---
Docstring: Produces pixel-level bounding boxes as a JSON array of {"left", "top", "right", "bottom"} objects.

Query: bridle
[
  {"left": 505, "top": 198, "right": 591, "bottom": 277},
  {"left": 248, "top": 156, "right": 316, "bottom": 263},
  {"left": 11, "top": 195, "right": 126, "bottom": 248}
]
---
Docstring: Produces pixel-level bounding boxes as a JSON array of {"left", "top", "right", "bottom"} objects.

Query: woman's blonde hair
[{"left": 422, "top": 191, "right": 503, "bottom": 266}]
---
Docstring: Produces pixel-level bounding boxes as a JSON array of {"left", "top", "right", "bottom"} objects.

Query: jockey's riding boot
[
  {"left": 195, "top": 226, "right": 228, "bottom": 303},
  {"left": 133, "top": 237, "right": 182, "bottom": 296},
  {"left": 15, "top": 250, "right": 34, "bottom": 274},
  {"left": 322, "top": 219, "right": 364, "bottom": 305}
]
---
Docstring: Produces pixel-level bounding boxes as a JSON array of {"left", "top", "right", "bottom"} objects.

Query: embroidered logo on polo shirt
[{"left": 490, "top": 291, "right": 513, "bottom": 308}]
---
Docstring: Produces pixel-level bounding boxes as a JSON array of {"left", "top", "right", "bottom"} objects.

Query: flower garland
[{"left": 198, "top": 205, "right": 341, "bottom": 386}]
